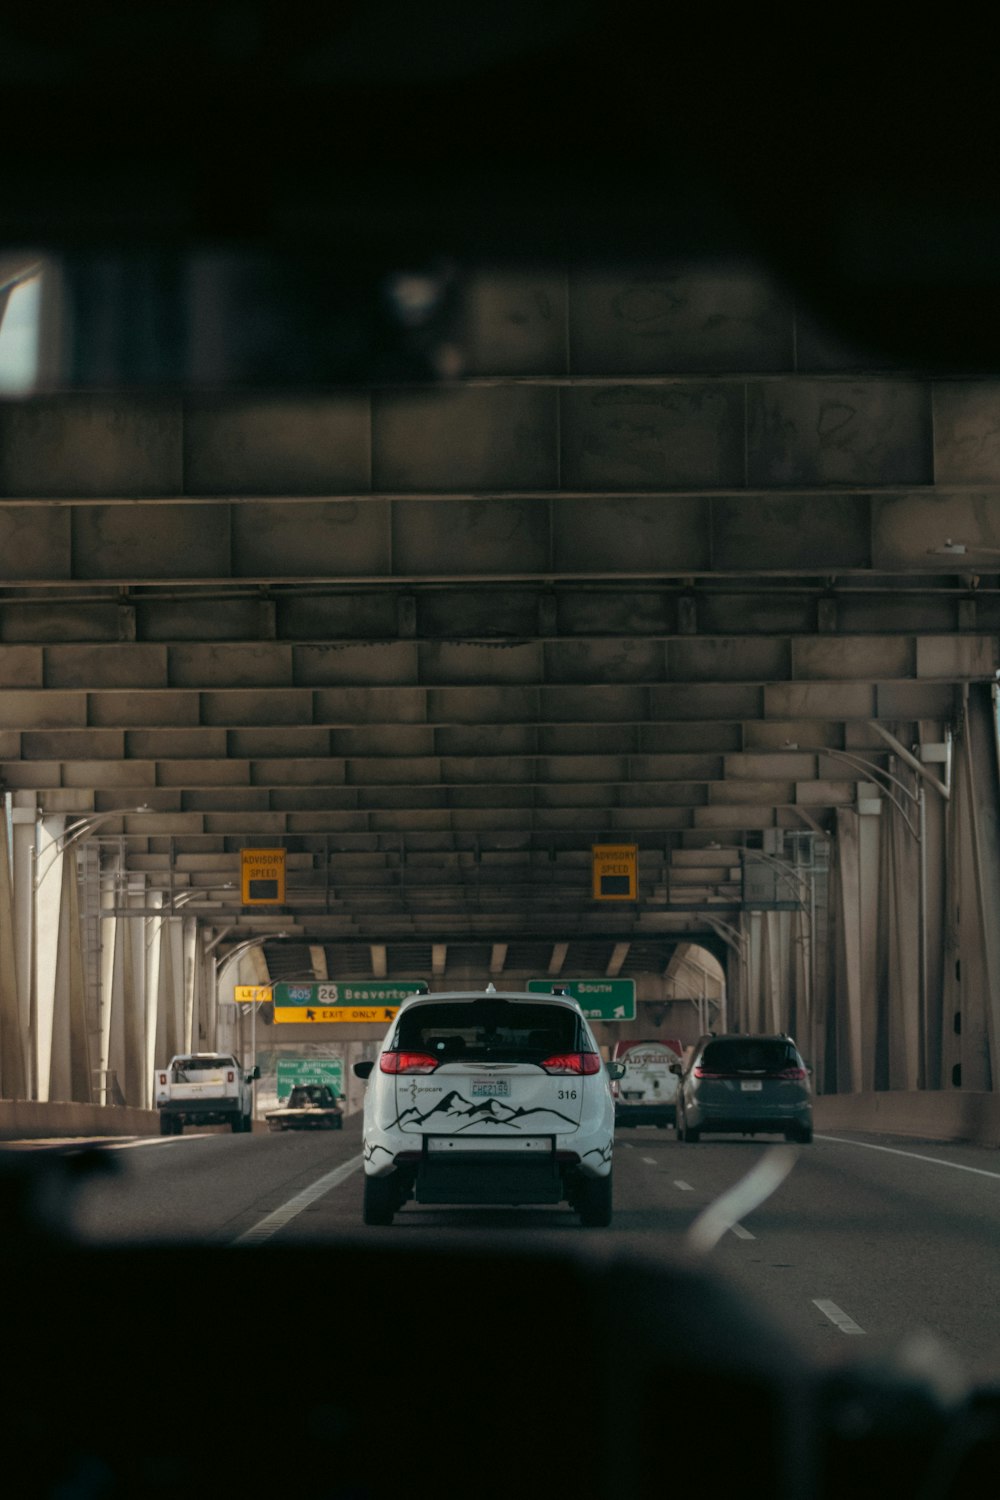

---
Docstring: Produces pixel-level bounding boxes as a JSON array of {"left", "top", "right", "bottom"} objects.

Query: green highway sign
[
  {"left": 272, "top": 980, "right": 428, "bottom": 1022},
  {"left": 276, "top": 1057, "right": 344, "bottom": 1102},
  {"left": 527, "top": 978, "right": 636, "bottom": 1022},
  {"left": 272, "top": 981, "right": 428, "bottom": 1007}
]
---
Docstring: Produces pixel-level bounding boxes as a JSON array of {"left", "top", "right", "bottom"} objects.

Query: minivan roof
[{"left": 396, "top": 988, "right": 583, "bottom": 1011}]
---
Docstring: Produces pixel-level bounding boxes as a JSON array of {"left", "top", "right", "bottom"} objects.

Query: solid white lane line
[
  {"left": 674, "top": 1180, "right": 694, "bottom": 1191},
  {"left": 642, "top": 1156, "right": 657, "bottom": 1165},
  {"left": 730, "top": 1224, "right": 756, "bottom": 1240},
  {"left": 2, "top": 1134, "right": 210, "bottom": 1151},
  {"left": 233, "top": 1155, "right": 364, "bottom": 1245},
  {"left": 100, "top": 1135, "right": 210, "bottom": 1149},
  {"left": 813, "top": 1298, "right": 866, "bottom": 1335},
  {"left": 818, "top": 1134, "right": 1000, "bottom": 1182}
]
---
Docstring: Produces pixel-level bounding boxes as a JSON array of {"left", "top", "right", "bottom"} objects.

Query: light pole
[
  {"left": 666, "top": 970, "right": 709, "bottom": 1034},
  {"left": 213, "top": 933, "right": 287, "bottom": 1121},
  {"left": 145, "top": 884, "right": 236, "bottom": 947},
  {"left": 29, "top": 804, "right": 149, "bottom": 1101},
  {"left": 669, "top": 951, "right": 719, "bottom": 1034},
  {"left": 700, "top": 914, "right": 749, "bottom": 1032}
]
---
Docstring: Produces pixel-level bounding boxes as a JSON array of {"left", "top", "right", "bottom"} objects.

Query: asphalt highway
[{"left": 20, "top": 1114, "right": 1000, "bottom": 1383}]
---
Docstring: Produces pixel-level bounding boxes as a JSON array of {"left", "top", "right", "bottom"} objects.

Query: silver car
[
  {"left": 354, "top": 987, "right": 622, "bottom": 1225},
  {"left": 673, "top": 1033, "right": 813, "bottom": 1143}
]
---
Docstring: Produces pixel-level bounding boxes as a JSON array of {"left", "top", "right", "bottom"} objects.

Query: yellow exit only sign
[
  {"left": 240, "top": 848, "right": 286, "bottom": 905},
  {"left": 592, "top": 844, "right": 638, "bottom": 901}
]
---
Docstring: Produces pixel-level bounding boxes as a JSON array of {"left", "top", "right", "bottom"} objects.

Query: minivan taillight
[
  {"left": 379, "top": 1051, "right": 439, "bottom": 1074},
  {"left": 541, "top": 1052, "right": 601, "bottom": 1075}
]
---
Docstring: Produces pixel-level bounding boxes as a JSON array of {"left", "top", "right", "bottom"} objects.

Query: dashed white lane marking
[
  {"left": 642, "top": 1156, "right": 657, "bottom": 1165},
  {"left": 818, "top": 1134, "right": 1000, "bottom": 1182},
  {"left": 813, "top": 1298, "right": 866, "bottom": 1335},
  {"left": 730, "top": 1223, "right": 756, "bottom": 1240},
  {"left": 674, "top": 1180, "right": 694, "bottom": 1191},
  {"left": 233, "top": 1155, "right": 364, "bottom": 1245}
]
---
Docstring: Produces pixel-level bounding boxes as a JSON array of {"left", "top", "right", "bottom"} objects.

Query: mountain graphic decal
[{"left": 390, "top": 1089, "right": 578, "bottom": 1133}]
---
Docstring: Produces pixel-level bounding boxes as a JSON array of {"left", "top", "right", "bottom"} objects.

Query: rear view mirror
[
  {"left": 669, "top": 1063, "right": 682, "bottom": 1076},
  {"left": 606, "top": 1061, "right": 626, "bottom": 1080},
  {"left": 353, "top": 1060, "right": 375, "bottom": 1080}
]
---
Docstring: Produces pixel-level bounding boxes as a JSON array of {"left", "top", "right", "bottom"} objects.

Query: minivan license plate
[
  {"left": 472, "top": 1079, "right": 510, "bottom": 1097},
  {"left": 740, "top": 1080, "right": 763, "bottom": 1092}
]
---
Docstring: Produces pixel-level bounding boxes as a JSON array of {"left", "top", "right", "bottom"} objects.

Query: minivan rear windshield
[
  {"left": 700, "top": 1039, "right": 800, "bottom": 1073},
  {"left": 394, "top": 1000, "right": 583, "bottom": 1062}
]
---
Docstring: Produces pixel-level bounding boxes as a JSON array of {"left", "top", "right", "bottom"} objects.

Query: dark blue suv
[{"left": 673, "top": 1034, "right": 813, "bottom": 1143}]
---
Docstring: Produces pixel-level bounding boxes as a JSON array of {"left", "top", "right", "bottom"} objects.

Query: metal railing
[{"left": 92, "top": 1069, "right": 126, "bottom": 1107}]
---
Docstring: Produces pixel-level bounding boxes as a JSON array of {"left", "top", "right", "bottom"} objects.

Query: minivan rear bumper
[
  {"left": 690, "top": 1101, "right": 812, "bottom": 1133},
  {"left": 394, "top": 1138, "right": 584, "bottom": 1205}
]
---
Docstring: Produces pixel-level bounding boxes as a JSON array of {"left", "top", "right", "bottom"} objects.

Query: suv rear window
[
  {"left": 699, "top": 1039, "right": 801, "bottom": 1073},
  {"left": 394, "top": 1000, "right": 583, "bottom": 1063}
]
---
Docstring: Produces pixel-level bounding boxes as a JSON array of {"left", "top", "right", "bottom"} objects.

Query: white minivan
[
  {"left": 612, "top": 1038, "right": 683, "bottom": 1129},
  {"left": 354, "top": 986, "right": 622, "bottom": 1226}
]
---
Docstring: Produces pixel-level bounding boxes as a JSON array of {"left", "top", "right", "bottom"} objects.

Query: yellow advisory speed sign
[
  {"left": 240, "top": 848, "right": 286, "bottom": 905},
  {"left": 591, "top": 843, "right": 638, "bottom": 901}
]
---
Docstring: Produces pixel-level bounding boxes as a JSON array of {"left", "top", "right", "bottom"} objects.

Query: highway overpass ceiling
[{"left": 0, "top": 9, "right": 997, "bottom": 950}]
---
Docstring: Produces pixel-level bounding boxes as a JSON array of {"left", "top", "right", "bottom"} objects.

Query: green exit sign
[{"left": 527, "top": 978, "right": 636, "bottom": 1022}]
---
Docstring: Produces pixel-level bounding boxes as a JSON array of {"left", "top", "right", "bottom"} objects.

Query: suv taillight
[
  {"left": 541, "top": 1052, "right": 601, "bottom": 1075},
  {"left": 777, "top": 1066, "right": 807, "bottom": 1080},
  {"left": 379, "top": 1051, "right": 439, "bottom": 1074},
  {"left": 693, "top": 1066, "right": 726, "bottom": 1079}
]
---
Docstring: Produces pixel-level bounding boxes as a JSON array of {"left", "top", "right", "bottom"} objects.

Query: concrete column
[
  {"left": 47, "top": 848, "right": 92, "bottom": 1104},
  {"left": 182, "top": 918, "right": 199, "bottom": 1052},
  {"left": 949, "top": 687, "right": 1000, "bottom": 1090},
  {"left": 744, "top": 912, "right": 763, "bottom": 1033},
  {"left": 0, "top": 798, "right": 27, "bottom": 1098},
  {"left": 10, "top": 796, "right": 35, "bottom": 1086},
  {"left": 920, "top": 722, "right": 949, "bottom": 1090},
  {"left": 164, "top": 917, "right": 184, "bottom": 1059},
  {"left": 34, "top": 813, "right": 67, "bottom": 1102},
  {"left": 879, "top": 791, "right": 920, "bottom": 1090},
  {"left": 100, "top": 855, "right": 123, "bottom": 1101},
  {"left": 760, "top": 913, "right": 785, "bottom": 1035},
  {"left": 832, "top": 809, "right": 878, "bottom": 1092}
]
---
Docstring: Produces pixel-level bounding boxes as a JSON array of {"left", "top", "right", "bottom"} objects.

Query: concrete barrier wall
[
  {"left": 0, "top": 1100, "right": 159, "bottom": 1140},
  {"left": 815, "top": 1091, "right": 1000, "bottom": 1147},
  {"left": 4, "top": 1092, "right": 999, "bottom": 1146}
]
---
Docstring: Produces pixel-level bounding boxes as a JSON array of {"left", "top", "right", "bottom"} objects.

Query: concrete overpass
[{"left": 1, "top": 7, "right": 999, "bottom": 1125}]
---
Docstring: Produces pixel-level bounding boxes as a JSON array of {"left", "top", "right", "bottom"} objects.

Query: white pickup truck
[{"left": 154, "top": 1053, "right": 259, "bottom": 1135}]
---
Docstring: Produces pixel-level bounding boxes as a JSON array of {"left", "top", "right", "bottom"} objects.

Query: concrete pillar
[
  {"left": 832, "top": 809, "right": 879, "bottom": 1092},
  {"left": 0, "top": 798, "right": 27, "bottom": 1098},
  {"left": 182, "top": 918, "right": 199, "bottom": 1052},
  {"left": 10, "top": 796, "right": 35, "bottom": 1088},
  {"left": 121, "top": 901, "right": 144, "bottom": 1107},
  {"left": 100, "top": 854, "right": 124, "bottom": 1102},
  {"left": 47, "top": 848, "right": 92, "bottom": 1104},
  {"left": 879, "top": 790, "right": 920, "bottom": 1090},
  {"left": 34, "top": 813, "right": 67, "bottom": 1102},
  {"left": 948, "top": 687, "right": 1000, "bottom": 1091}
]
